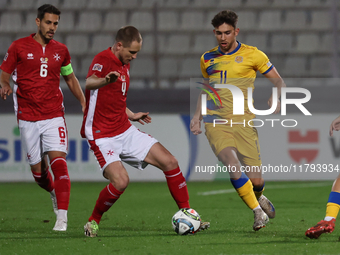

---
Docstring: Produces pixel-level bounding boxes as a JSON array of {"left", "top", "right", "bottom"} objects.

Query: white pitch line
[{"left": 197, "top": 182, "right": 332, "bottom": 196}]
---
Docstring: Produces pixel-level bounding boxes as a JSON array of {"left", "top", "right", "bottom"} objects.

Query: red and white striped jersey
[{"left": 81, "top": 48, "right": 131, "bottom": 140}]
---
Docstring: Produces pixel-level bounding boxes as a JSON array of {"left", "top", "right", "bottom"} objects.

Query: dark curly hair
[{"left": 211, "top": 10, "right": 238, "bottom": 29}]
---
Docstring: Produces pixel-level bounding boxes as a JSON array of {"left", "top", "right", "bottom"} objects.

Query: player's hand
[
  {"left": 190, "top": 118, "right": 202, "bottom": 135},
  {"left": 268, "top": 96, "right": 280, "bottom": 114},
  {"left": 81, "top": 101, "right": 86, "bottom": 113},
  {"left": 329, "top": 116, "right": 340, "bottom": 136},
  {"left": 105, "top": 71, "right": 120, "bottom": 84},
  {"left": 0, "top": 84, "right": 12, "bottom": 100},
  {"left": 130, "top": 112, "right": 151, "bottom": 125}
]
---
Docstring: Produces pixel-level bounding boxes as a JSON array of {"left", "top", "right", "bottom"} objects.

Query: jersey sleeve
[
  {"left": 200, "top": 54, "right": 209, "bottom": 78},
  {"left": 62, "top": 46, "right": 71, "bottom": 67},
  {"left": 86, "top": 54, "right": 111, "bottom": 79},
  {"left": 0, "top": 41, "right": 18, "bottom": 74},
  {"left": 253, "top": 48, "right": 273, "bottom": 75}
]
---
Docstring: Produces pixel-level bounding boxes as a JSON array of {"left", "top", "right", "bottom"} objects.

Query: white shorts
[
  {"left": 18, "top": 117, "right": 68, "bottom": 165},
  {"left": 88, "top": 125, "right": 158, "bottom": 171}
]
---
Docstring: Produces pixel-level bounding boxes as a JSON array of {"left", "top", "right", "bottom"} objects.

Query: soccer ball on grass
[{"left": 172, "top": 208, "right": 201, "bottom": 235}]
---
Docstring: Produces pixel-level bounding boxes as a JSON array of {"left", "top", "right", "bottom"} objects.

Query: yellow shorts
[{"left": 205, "top": 123, "right": 262, "bottom": 166}]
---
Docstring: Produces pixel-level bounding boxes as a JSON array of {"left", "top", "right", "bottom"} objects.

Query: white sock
[
  {"left": 57, "top": 209, "right": 68, "bottom": 221},
  {"left": 324, "top": 216, "right": 335, "bottom": 221}
]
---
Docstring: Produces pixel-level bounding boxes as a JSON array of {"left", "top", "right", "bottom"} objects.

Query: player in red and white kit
[
  {"left": 0, "top": 5, "right": 85, "bottom": 231},
  {"left": 81, "top": 26, "right": 209, "bottom": 237}
]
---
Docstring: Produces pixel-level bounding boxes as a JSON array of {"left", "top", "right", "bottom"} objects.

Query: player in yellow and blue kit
[
  {"left": 191, "top": 10, "right": 286, "bottom": 231},
  {"left": 305, "top": 115, "right": 340, "bottom": 238}
]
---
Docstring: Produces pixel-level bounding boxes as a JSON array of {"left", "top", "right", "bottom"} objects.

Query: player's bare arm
[
  {"left": 330, "top": 115, "right": 340, "bottom": 136},
  {"left": 190, "top": 91, "right": 204, "bottom": 135},
  {"left": 63, "top": 72, "right": 86, "bottom": 112},
  {"left": 0, "top": 70, "right": 12, "bottom": 100},
  {"left": 263, "top": 67, "right": 286, "bottom": 114},
  {"left": 126, "top": 107, "right": 151, "bottom": 125},
  {"left": 85, "top": 71, "right": 120, "bottom": 90}
]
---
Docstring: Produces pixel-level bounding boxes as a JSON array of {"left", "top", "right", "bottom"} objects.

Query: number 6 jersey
[
  {"left": 0, "top": 34, "right": 71, "bottom": 122},
  {"left": 80, "top": 47, "right": 131, "bottom": 140}
]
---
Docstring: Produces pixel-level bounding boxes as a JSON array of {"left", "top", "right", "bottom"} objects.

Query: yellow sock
[
  {"left": 326, "top": 203, "right": 340, "bottom": 219},
  {"left": 237, "top": 180, "right": 259, "bottom": 210},
  {"left": 325, "top": 191, "right": 340, "bottom": 219},
  {"left": 229, "top": 173, "right": 259, "bottom": 210}
]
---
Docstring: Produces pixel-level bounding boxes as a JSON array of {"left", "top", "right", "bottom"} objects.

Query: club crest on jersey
[
  {"left": 53, "top": 53, "right": 61, "bottom": 61},
  {"left": 235, "top": 56, "right": 243, "bottom": 63},
  {"left": 27, "top": 53, "right": 34, "bottom": 59},
  {"left": 121, "top": 75, "right": 126, "bottom": 81},
  {"left": 40, "top": 57, "right": 48, "bottom": 64},
  {"left": 92, "top": 63, "right": 103, "bottom": 72}
]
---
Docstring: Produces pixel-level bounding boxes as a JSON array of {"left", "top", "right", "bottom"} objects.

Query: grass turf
[{"left": 0, "top": 181, "right": 340, "bottom": 255}]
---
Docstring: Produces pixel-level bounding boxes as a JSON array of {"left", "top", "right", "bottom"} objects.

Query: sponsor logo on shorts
[{"left": 107, "top": 150, "right": 114, "bottom": 156}]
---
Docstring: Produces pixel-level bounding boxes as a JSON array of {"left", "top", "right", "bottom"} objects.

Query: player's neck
[
  {"left": 33, "top": 33, "right": 51, "bottom": 47},
  {"left": 222, "top": 40, "right": 238, "bottom": 54}
]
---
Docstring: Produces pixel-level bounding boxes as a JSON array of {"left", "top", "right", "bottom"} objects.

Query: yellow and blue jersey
[{"left": 200, "top": 42, "right": 273, "bottom": 122}]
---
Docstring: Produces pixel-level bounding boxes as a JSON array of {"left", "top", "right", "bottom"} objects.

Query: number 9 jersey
[
  {"left": 81, "top": 47, "right": 131, "bottom": 140},
  {"left": 0, "top": 34, "right": 72, "bottom": 122}
]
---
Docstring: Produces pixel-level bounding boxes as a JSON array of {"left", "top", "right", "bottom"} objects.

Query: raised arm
[
  {"left": 0, "top": 70, "right": 12, "bottom": 100},
  {"left": 63, "top": 72, "right": 86, "bottom": 112},
  {"left": 263, "top": 67, "right": 286, "bottom": 114},
  {"left": 85, "top": 71, "right": 120, "bottom": 91}
]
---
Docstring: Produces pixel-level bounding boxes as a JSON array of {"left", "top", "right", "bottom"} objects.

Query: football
[{"left": 171, "top": 208, "right": 201, "bottom": 235}]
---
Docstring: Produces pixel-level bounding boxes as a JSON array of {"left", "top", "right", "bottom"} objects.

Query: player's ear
[
  {"left": 235, "top": 28, "right": 240, "bottom": 36},
  {"left": 35, "top": 17, "right": 40, "bottom": 27},
  {"left": 115, "top": 41, "right": 124, "bottom": 51}
]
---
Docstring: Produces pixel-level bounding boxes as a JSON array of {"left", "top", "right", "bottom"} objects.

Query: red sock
[
  {"left": 89, "top": 183, "right": 124, "bottom": 224},
  {"left": 31, "top": 167, "right": 54, "bottom": 192},
  {"left": 164, "top": 167, "right": 190, "bottom": 209},
  {"left": 50, "top": 157, "right": 70, "bottom": 210}
]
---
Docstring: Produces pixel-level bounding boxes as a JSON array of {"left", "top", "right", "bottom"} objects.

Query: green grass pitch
[{"left": 1, "top": 181, "right": 340, "bottom": 255}]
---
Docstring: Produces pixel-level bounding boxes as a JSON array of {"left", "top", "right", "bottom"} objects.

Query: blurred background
[
  {"left": 0, "top": 0, "right": 339, "bottom": 113},
  {"left": 1, "top": 0, "right": 340, "bottom": 182}
]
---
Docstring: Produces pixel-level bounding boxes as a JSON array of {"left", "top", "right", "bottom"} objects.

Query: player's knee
[
  {"left": 165, "top": 155, "right": 178, "bottom": 170},
  {"left": 218, "top": 154, "right": 240, "bottom": 167},
  {"left": 250, "top": 178, "right": 264, "bottom": 188},
  {"left": 112, "top": 175, "right": 129, "bottom": 191}
]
